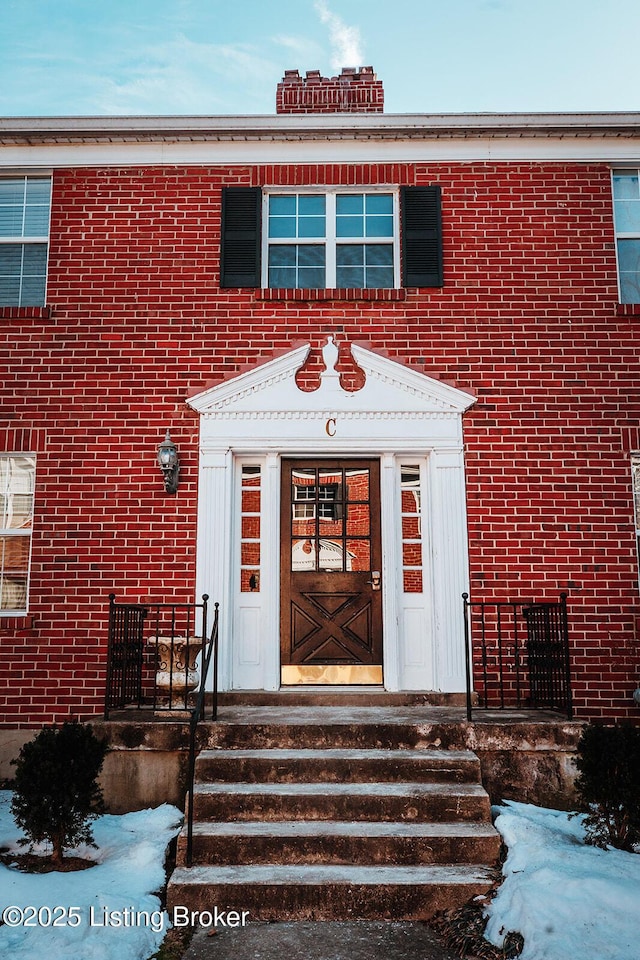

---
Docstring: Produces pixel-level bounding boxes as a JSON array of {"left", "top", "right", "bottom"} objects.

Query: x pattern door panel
[{"left": 281, "top": 459, "right": 383, "bottom": 679}]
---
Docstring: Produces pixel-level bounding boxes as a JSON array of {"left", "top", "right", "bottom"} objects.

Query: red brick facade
[{"left": 1, "top": 77, "right": 639, "bottom": 726}]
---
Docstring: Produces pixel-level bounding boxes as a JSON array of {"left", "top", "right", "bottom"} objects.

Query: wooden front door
[{"left": 280, "top": 458, "right": 383, "bottom": 684}]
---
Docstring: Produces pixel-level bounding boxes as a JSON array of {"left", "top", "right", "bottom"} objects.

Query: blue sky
[{"left": 1, "top": 0, "right": 639, "bottom": 117}]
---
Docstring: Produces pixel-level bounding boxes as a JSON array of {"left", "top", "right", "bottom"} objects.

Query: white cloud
[
  {"left": 95, "top": 35, "right": 280, "bottom": 115},
  {"left": 313, "top": 1, "right": 364, "bottom": 71}
]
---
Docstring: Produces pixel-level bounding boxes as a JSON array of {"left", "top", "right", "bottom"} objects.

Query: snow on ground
[
  {"left": 0, "top": 790, "right": 182, "bottom": 960},
  {"left": 485, "top": 801, "right": 640, "bottom": 960},
  {"left": 2, "top": 790, "right": 640, "bottom": 960}
]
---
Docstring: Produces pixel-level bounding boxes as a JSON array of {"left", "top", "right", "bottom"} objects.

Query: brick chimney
[{"left": 276, "top": 67, "right": 384, "bottom": 115}]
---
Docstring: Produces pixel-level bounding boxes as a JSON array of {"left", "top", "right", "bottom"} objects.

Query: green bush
[
  {"left": 11, "top": 721, "right": 108, "bottom": 864},
  {"left": 573, "top": 723, "right": 640, "bottom": 852}
]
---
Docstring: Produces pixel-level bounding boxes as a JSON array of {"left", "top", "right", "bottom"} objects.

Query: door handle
[{"left": 367, "top": 571, "right": 381, "bottom": 591}]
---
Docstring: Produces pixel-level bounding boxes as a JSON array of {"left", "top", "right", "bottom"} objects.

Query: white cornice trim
[
  {"left": 2, "top": 136, "right": 639, "bottom": 168},
  {"left": 2, "top": 111, "right": 640, "bottom": 143}
]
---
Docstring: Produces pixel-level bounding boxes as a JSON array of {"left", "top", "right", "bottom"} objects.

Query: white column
[
  {"left": 431, "top": 449, "right": 470, "bottom": 692},
  {"left": 196, "top": 446, "right": 233, "bottom": 691},
  {"left": 262, "top": 452, "right": 281, "bottom": 690}
]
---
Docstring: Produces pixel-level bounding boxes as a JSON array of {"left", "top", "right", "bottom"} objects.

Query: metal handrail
[
  {"left": 185, "top": 601, "right": 219, "bottom": 867},
  {"left": 463, "top": 592, "right": 572, "bottom": 720}
]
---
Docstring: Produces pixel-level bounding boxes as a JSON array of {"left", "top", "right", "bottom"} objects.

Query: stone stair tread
[
  {"left": 170, "top": 863, "right": 495, "bottom": 886},
  {"left": 197, "top": 747, "right": 479, "bottom": 761},
  {"left": 194, "top": 781, "right": 487, "bottom": 797},
  {"left": 186, "top": 820, "right": 498, "bottom": 838}
]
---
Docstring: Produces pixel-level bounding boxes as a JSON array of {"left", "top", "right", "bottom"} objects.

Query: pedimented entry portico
[{"left": 188, "top": 338, "right": 475, "bottom": 693}]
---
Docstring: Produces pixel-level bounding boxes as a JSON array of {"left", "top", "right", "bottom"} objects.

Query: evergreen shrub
[
  {"left": 573, "top": 722, "right": 640, "bottom": 852},
  {"left": 11, "top": 721, "right": 108, "bottom": 864}
]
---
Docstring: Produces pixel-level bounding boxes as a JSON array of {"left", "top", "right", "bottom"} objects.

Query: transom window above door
[{"left": 264, "top": 190, "right": 398, "bottom": 289}]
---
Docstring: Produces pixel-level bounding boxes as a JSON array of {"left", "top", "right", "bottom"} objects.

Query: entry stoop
[{"left": 167, "top": 710, "right": 501, "bottom": 920}]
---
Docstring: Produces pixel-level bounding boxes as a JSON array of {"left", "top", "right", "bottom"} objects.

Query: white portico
[{"left": 188, "top": 338, "right": 475, "bottom": 693}]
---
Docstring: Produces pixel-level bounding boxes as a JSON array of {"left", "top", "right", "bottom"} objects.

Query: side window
[
  {"left": 240, "top": 465, "right": 261, "bottom": 593},
  {"left": 0, "top": 176, "right": 51, "bottom": 307},
  {"left": 0, "top": 455, "right": 36, "bottom": 614},
  {"left": 632, "top": 454, "right": 640, "bottom": 589},
  {"left": 612, "top": 170, "right": 640, "bottom": 303},
  {"left": 220, "top": 185, "right": 442, "bottom": 290}
]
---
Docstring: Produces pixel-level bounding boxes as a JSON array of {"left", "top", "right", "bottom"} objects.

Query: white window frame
[
  {"left": 0, "top": 454, "right": 36, "bottom": 616},
  {"left": 611, "top": 168, "right": 640, "bottom": 305},
  {"left": 632, "top": 453, "right": 640, "bottom": 591},
  {"left": 261, "top": 187, "right": 401, "bottom": 289},
  {"left": 0, "top": 174, "right": 52, "bottom": 308}
]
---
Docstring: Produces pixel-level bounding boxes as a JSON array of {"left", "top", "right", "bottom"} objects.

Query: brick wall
[{"left": 1, "top": 159, "right": 639, "bottom": 725}]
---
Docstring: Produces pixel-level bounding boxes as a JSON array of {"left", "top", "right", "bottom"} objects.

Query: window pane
[
  {"left": 366, "top": 244, "right": 393, "bottom": 266},
  {"left": 0, "top": 278, "right": 20, "bottom": 305},
  {"left": 1, "top": 457, "right": 35, "bottom": 529},
  {"left": 241, "top": 542, "right": 260, "bottom": 565},
  {"left": 337, "top": 245, "right": 364, "bottom": 266},
  {"left": 336, "top": 266, "right": 364, "bottom": 288},
  {"left": 0, "top": 206, "right": 25, "bottom": 237},
  {"left": 298, "top": 195, "right": 326, "bottom": 216},
  {"left": 269, "top": 246, "right": 296, "bottom": 266},
  {"left": 614, "top": 200, "right": 640, "bottom": 233},
  {"left": 346, "top": 468, "right": 369, "bottom": 501},
  {"left": 365, "top": 194, "right": 393, "bottom": 214},
  {"left": 0, "top": 179, "right": 25, "bottom": 204},
  {"left": 347, "top": 539, "right": 370, "bottom": 571},
  {"left": 298, "top": 246, "right": 324, "bottom": 266},
  {"left": 298, "top": 217, "right": 325, "bottom": 238},
  {"left": 24, "top": 205, "right": 50, "bottom": 237},
  {"left": 298, "top": 267, "right": 325, "bottom": 287},
  {"left": 269, "top": 267, "right": 296, "bottom": 288},
  {"left": 269, "top": 216, "right": 296, "bottom": 238},
  {"left": 25, "top": 178, "right": 51, "bottom": 203},
  {"left": 22, "top": 244, "right": 48, "bottom": 272},
  {"left": 612, "top": 173, "right": 639, "bottom": 200},
  {"left": 365, "top": 267, "right": 394, "bottom": 288},
  {"left": 0, "top": 244, "right": 23, "bottom": 272},
  {"left": 365, "top": 214, "right": 394, "bottom": 238},
  {"left": 269, "top": 195, "right": 296, "bottom": 215},
  {"left": 18, "top": 276, "right": 46, "bottom": 307},
  {"left": 336, "top": 194, "right": 363, "bottom": 215},
  {"left": 241, "top": 489, "right": 260, "bottom": 512},
  {"left": 336, "top": 215, "right": 364, "bottom": 238},
  {"left": 403, "top": 569, "right": 423, "bottom": 593},
  {"left": 0, "top": 177, "right": 51, "bottom": 240},
  {"left": 617, "top": 239, "right": 640, "bottom": 303},
  {"left": 346, "top": 503, "right": 370, "bottom": 537}
]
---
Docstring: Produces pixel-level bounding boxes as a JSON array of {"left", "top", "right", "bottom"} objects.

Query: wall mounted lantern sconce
[{"left": 157, "top": 429, "right": 180, "bottom": 494}]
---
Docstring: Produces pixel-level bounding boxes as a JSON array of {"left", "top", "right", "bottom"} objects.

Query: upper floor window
[
  {"left": 612, "top": 170, "right": 640, "bottom": 303},
  {"left": 0, "top": 454, "right": 36, "bottom": 615},
  {"left": 220, "top": 185, "right": 442, "bottom": 290},
  {"left": 264, "top": 191, "right": 398, "bottom": 289},
  {"left": 0, "top": 176, "right": 51, "bottom": 307}
]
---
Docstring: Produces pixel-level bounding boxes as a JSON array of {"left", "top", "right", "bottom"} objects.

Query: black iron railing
[
  {"left": 105, "top": 594, "right": 211, "bottom": 717},
  {"left": 462, "top": 593, "right": 572, "bottom": 720},
  {"left": 186, "top": 601, "right": 219, "bottom": 865}
]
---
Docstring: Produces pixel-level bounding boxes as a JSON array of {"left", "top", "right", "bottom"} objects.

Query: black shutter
[
  {"left": 401, "top": 186, "right": 443, "bottom": 288},
  {"left": 220, "top": 187, "right": 262, "bottom": 287}
]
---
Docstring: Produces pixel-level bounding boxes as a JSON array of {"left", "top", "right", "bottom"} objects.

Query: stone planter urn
[{"left": 148, "top": 635, "right": 200, "bottom": 711}]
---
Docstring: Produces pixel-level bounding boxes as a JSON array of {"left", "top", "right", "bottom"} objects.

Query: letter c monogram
[{"left": 325, "top": 418, "right": 337, "bottom": 437}]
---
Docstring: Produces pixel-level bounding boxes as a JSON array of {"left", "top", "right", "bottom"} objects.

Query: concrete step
[
  {"left": 192, "top": 780, "right": 491, "bottom": 823},
  {"left": 167, "top": 863, "right": 496, "bottom": 920},
  {"left": 203, "top": 718, "right": 471, "bottom": 751},
  {"left": 176, "top": 819, "right": 502, "bottom": 867},
  {"left": 194, "top": 748, "right": 481, "bottom": 784}
]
